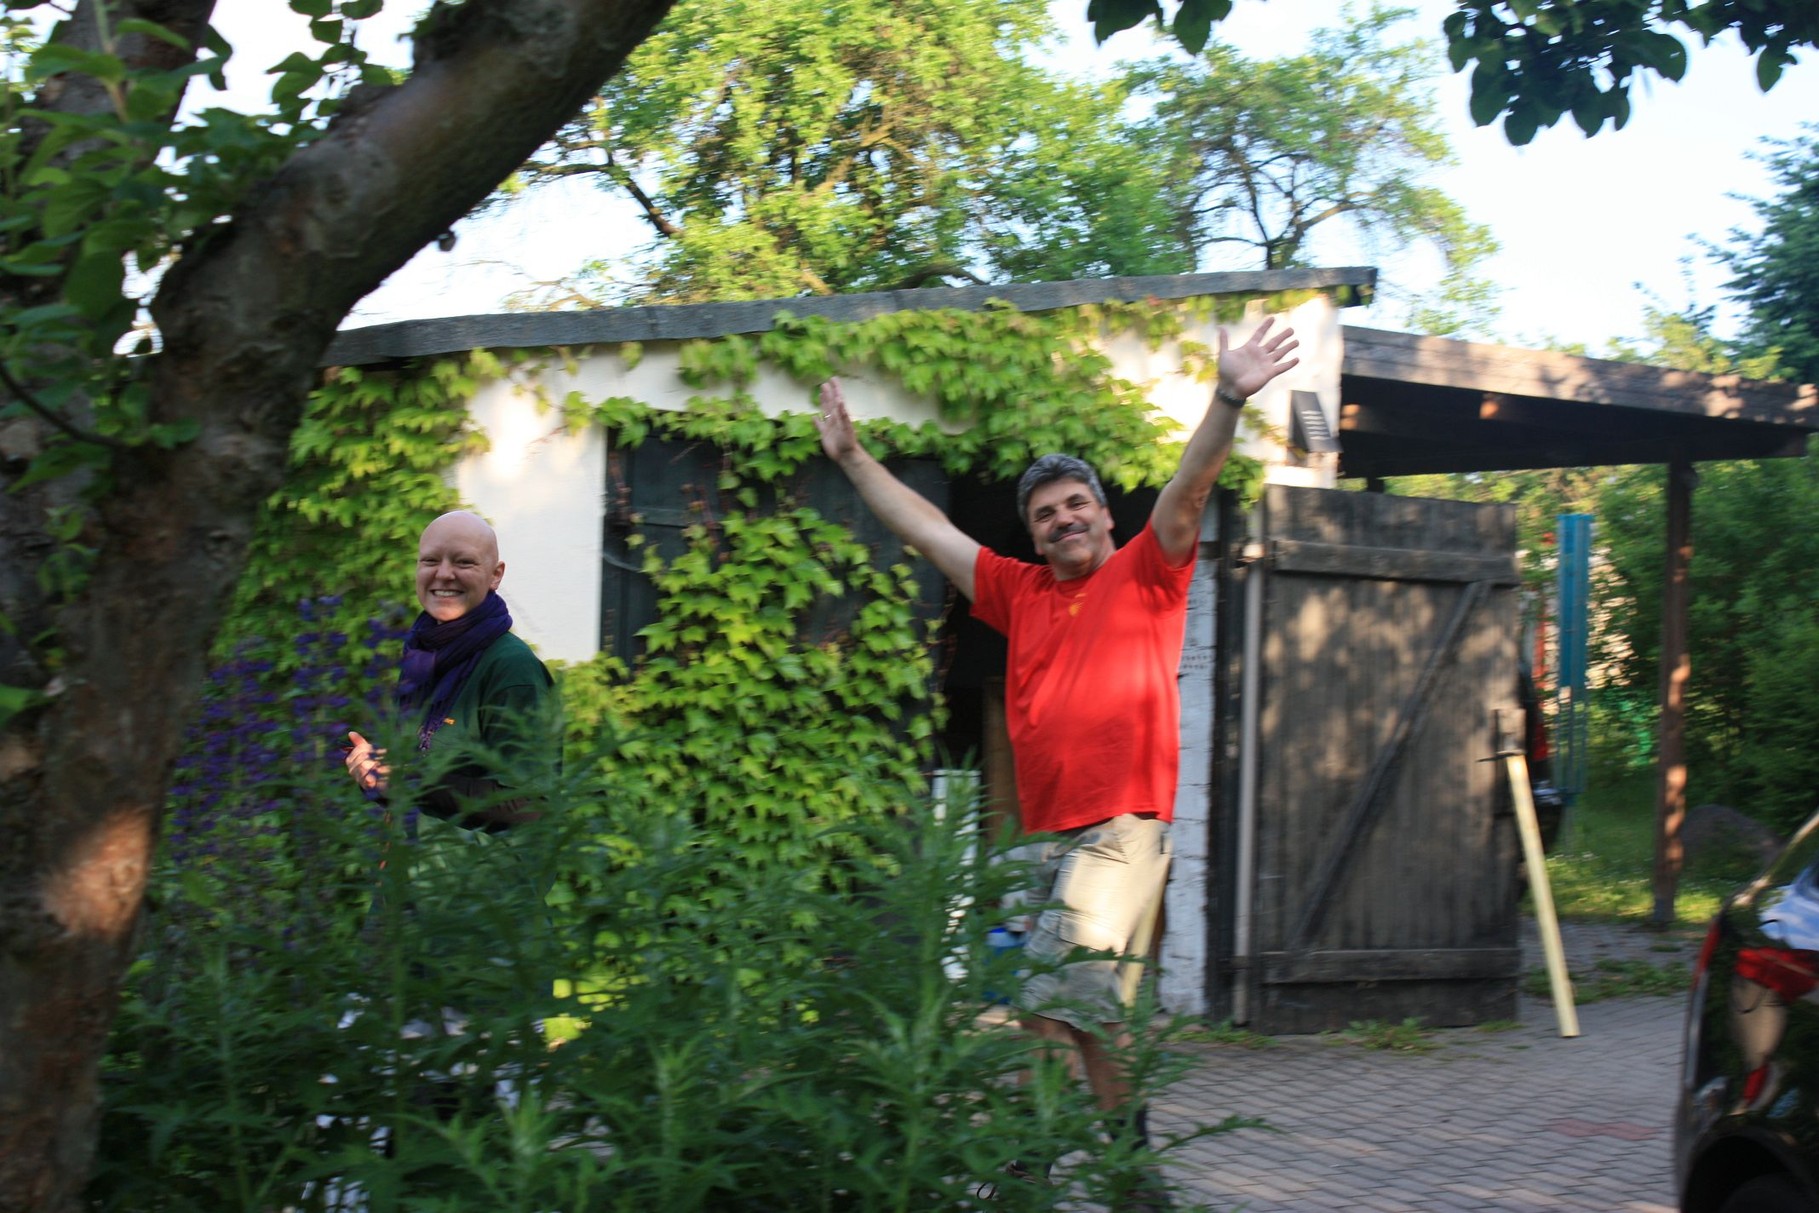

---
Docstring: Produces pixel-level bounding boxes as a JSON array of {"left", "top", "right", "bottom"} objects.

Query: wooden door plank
[
  {"left": 1272, "top": 539, "right": 1519, "bottom": 585},
  {"left": 1285, "top": 578, "right": 1491, "bottom": 953},
  {"left": 1259, "top": 947, "right": 1519, "bottom": 984}
]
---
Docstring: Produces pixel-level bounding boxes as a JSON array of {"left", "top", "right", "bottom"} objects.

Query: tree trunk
[
  {"left": 1651, "top": 459, "right": 1695, "bottom": 927},
  {"left": 0, "top": 0, "right": 675, "bottom": 1206}
]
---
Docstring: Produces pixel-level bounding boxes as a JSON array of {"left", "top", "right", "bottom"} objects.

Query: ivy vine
[{"left": 203, "top": 293, "right": 1312, "bottom": 890}]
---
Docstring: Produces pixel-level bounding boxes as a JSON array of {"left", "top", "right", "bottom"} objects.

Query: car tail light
[
  {"left": 1744, "top": 1063, "right": 1774, "bottom": 1106},
  {"left": 1734, "top": 946, "right": 1819, "bottom": 1001}
]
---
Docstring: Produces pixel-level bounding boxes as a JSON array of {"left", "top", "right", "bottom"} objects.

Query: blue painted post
[{"left": 1556, "top": 513, "right": 1593, "bottom": 804}]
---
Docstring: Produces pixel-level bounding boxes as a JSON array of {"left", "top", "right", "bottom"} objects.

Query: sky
[
  {"left": 208, "top": 0, "right": 1818, "bottom": 357},
  {"left": 1165, "top": 1, "right": 1819, "bottom": 353}
]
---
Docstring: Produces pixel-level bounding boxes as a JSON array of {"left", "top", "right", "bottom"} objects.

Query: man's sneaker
[{"left": 974, "top": 1158, "right": 1048, "bottom": 1201}]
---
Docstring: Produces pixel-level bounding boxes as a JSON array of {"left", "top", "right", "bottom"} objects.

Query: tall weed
[{"left": 95, "top": 626, "right": 1213, "bottom": 1211}]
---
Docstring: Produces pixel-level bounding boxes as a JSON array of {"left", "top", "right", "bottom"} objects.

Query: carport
[{"left": 1336, "top": 326, "right": 1819, "bottom": 924}]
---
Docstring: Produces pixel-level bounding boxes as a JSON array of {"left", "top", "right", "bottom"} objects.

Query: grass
[
  {"left": 1331, "top": 1018, "right": 1438, "bottom": 1053},
  {"left": 1174, "top": 1019, "right": 1277, "bottom": 1049},
  {"left": 1540, "top": 763, "right": 1745, "bottom": 929},
  {"left": 1510, "top": 759, "right": 1758, "bottom": 1003},
  {"left": 1523, "top": 956, "right": 1693, "bottom": 1003}
]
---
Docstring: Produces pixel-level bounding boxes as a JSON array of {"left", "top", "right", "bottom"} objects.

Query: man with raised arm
[{"left": 815, "top": 318, "right": 1300, "bottom": 1211}]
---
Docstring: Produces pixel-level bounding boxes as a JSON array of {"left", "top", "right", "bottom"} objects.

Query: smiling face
[
  {"left": 416, "top": 511, "right": 504, "bottom": 622},
  {"left": 1025, "top": 477, "right": 1114, "bottom": 581}
]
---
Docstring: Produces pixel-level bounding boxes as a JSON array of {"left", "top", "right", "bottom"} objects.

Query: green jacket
[{"left": 416, "top": 631, "right": 556, "bottom": 833}]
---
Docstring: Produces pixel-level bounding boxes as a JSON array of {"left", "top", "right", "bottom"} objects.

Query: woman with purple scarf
[
  {"left": 338, "top": 510, "right": 557, "bottom": 1138},
  {"left": 345, "top": 510, "right": 555, "bottom": 832}
]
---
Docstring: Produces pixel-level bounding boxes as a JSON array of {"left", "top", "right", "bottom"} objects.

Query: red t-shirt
[{"left": 971, "top": 524, "right": 1196, "bottom": 834}]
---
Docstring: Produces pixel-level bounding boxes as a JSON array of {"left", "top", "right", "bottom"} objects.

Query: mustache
[{"left": 1048, "top": 523, "right": 1088, "bottom": 542}]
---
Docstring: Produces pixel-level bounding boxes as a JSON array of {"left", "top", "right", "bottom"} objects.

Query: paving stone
[{"left": 1149, "top": 918, "right": 1693, "bottom": 1213}]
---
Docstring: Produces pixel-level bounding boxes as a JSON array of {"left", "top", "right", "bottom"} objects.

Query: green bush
[
  {"left": 101, "top": 302, "right": 1282, "bottom": 1210},
  {"left": 96, "top": 701, "right": 1213, "bottom": 1212}
]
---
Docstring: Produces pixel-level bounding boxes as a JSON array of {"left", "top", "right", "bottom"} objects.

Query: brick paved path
[{"left": 1153, "top": 920, "right": 1703, "bottom": 1212}]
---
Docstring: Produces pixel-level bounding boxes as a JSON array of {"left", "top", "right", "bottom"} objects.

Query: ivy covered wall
[
  {"left": 190, "top": 278, "right": 1363, "bottom": 1003},
  {"left": 455, "top": 288, "right": 1351, "bottom": 661}
]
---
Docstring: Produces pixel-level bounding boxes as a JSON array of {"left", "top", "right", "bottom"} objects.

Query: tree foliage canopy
[
  {"left": 1721, "top": 127, "right": 1819, "bottom": 386},
  {"left": 519, "top": 0, "right": 1488, "bottom": 331},
  {"left": 522, "top": 0, "right": 1189, "bottom": 303},
  {"left": 1088, "top": 0, "right": 1819, "bottom": 145},
  {"left": 1580, "top": 129, "right": 1819, "bottom": 830},
  {"left": 1126, "top": 4, "right": 1499, "bottom": 333}
]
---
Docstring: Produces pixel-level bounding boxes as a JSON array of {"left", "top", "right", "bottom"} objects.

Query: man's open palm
[{"left": 1219, "top": 317, "right": 1301, "bottom": 399}]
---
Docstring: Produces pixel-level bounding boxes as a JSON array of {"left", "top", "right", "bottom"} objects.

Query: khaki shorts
[{"left": 1013, "top": 814, "right": 1172, "bottom": 1032}]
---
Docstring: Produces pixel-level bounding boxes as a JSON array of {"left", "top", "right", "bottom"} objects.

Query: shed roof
[
  {"left": 326, "top": 267, "right": 1376, "bottom": 366},
  {"left": 1338, "top": 326, "right": 1819, "bottom": 480}
]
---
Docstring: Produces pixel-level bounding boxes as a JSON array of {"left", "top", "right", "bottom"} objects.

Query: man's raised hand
[
  {"left": 1217, "top": 317, "right": 1301, "bottom": 401},
  {"left": 814, "top": 378, "right": 858, "bottom": 463}
]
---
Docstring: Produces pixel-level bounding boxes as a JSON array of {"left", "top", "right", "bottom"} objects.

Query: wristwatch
[{"left": 1214, "top": 385, "right": 1247, "bottom": 409}]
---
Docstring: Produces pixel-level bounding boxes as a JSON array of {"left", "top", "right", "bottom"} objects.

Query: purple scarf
[{"left": 397, "top": 590, "right": 513, "bottom": 750}]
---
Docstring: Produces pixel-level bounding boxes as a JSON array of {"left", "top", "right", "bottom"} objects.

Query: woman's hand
[{"left": 344, "top": 730, "right": 390, "bottom": 793}]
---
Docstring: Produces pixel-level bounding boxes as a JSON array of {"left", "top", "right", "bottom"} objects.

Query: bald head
[{"left": 416, "top": 510, "right": 504, "bottom": 622}]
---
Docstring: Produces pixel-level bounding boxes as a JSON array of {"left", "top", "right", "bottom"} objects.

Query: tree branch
[
  {"left": 0, "top": 363, "right": 129, "bottom": 452},
  {"left": 605, "top": 151, "right": 680, "bottom": 238}
]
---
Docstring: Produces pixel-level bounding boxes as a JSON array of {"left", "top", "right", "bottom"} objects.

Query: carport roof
[{"left": 1338, "top": 325, "right": 1819, "bottom": 480}]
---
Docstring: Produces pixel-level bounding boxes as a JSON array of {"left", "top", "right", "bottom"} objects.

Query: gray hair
[{"left": 1016, "top": 454, "right": 1106, "bottom": 523}]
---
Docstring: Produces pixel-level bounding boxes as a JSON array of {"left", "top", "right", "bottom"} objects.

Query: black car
[{"left": 1677, "top": 812, "right": 1819, "bottom": 1213}]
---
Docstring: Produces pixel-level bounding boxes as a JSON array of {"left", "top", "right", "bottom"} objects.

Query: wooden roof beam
[
  {"left": 1343, "top": 326, "right": 1819, "bottom": 428},
  {"left": 1339, "top": 429, "right": 1809, "bottom": 479}
]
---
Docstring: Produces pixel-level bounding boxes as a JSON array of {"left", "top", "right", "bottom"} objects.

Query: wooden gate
[{"left": 1224, "top": 485, "right": 1522, "bottom": 1033}]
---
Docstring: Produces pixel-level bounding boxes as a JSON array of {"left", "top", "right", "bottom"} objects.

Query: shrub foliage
[{"left": 96, "top": 301, "right": 1276, "bottom": 1206}]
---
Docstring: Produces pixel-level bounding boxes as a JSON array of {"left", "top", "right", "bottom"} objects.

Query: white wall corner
[
  {"left": 1162, "top": 556, "right": 1219, "bottom": 1017},
  {"left": 454, "top": 379, "right": 606, "bottom": 663}
]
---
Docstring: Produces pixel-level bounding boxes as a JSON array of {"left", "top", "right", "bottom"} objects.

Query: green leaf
[
  {"left": 0, "top": 684, "right": 47, "bottom": 729},
  {"left": 1445, "top": 31, "right": 1473, "bottom": 73},
  {"left": 146, "top": 419, "right": 203, "bottom": 449},
  {"left": 1503, "top": 105, "right": 1540, "bottom": 147},
  {"left": 1171, "top": 0, "right": 1231, "bottom": 55},
  {"left": 1087, "top": 0, "right": 1162, "bottom": 44},
  {"left": 1570, "top": 93, "right": 1604, "bottom": 138},
  {"left": 1468, "top": 71, "right": 1508, "bottom": 128},
  {"left": 1629, "top": 30, "right": 1688, "bottom": 80},
  {"left": 31, "top": 43, "right": 127, "bottom": 85},
  {"left": 81, "top": 218, "right": 157, "bottom": 256},
  {"left": 11, "top": 438, "right": 111, "bottom": 492},
  {"left": 10, "top": 303, "right": 83, "bottom": 331},
  {"left": 38, "top": 170, "right": 110, "bottom": 240},
  {"left": 268, "top": 50, "right": 320, "bottom": 76},
  {"left": 63, "top": 248, "right": 127, "bottom": 324},
  {"left": 1757, "top": 48, "right": 1787, "bottom": 92},
  {"left": 114, "top": 18, "right": 192, "bottom": 50}
]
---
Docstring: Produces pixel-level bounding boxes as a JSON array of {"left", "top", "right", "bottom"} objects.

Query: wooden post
[
  {"left": 1508, "top": 751, "right": 1579, "bottom": 1037},
  {"left": 1652, "top": 460, "right": 1695, "bottom": 927}
]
